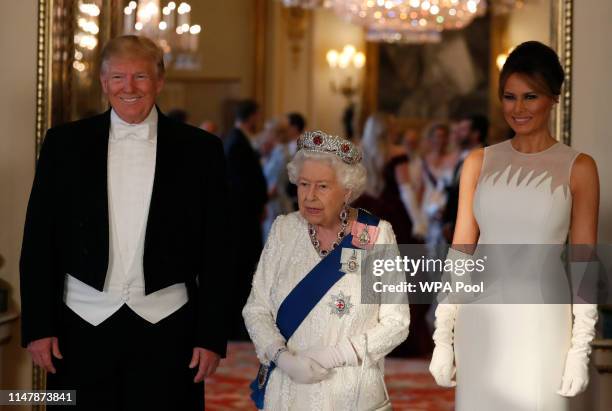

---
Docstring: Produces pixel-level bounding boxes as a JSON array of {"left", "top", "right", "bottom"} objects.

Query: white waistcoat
[{"left": 64, "top": 108, "right": 188, "bottom": 326}]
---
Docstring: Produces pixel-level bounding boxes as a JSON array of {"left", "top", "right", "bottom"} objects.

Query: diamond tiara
[{"left": 297, "top": 130, "right": 362, "bottom": 165}]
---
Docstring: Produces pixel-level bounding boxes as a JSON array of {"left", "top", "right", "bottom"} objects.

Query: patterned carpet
[{"left": 205, "top": 342, "right": 454, "bottom": 411}]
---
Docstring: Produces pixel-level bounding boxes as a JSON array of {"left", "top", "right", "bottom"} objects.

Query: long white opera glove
[
  {"left": 557, "top": 302, "right": 598, "bottom": 397},
  {"left": 299, "top": 338, "right": 359, "bottom": 369},
  {"left": 429, "top": 247, "right": 470, "bottom": 387},
  {"left": 276, "top": 351, "right": 331, "bottom": 384},
  {"left": 398, "top": 182, "right": 427, "bottom": 238},
  {"left": 429, "top": 302, "right": 458, "bottom": 387}
]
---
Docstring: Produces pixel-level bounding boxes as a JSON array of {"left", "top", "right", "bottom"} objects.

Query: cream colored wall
[
  {"left": 572, "top": 2, "right": 611, "bottom": 410},
  {"left": 573, "top": 1, "right": 612, "bottom": 242},
  {"left": 264, "top": 2, "right": 315, "bottom": 122},
  {"left": 0, "top": 0, "right": 37, "bottom": 393},
  {"left": 157, "top": 0, "right": 255, "bottom": 129},
  {"left": 311, "top": 8, "right": 364, "bottom": 136},
  {"left": 507, "top": 0, "right": 551, "bottom": 46},
  {"left": 264, "top": 3, "right": 364, "bottom": 136},
  {"left": 191, "top": 0, "right": 255, "bottom": 94}
]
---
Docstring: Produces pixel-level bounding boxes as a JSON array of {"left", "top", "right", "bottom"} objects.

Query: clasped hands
[{"left": 267, "top": 339, "right": 358, "bottom": 384}]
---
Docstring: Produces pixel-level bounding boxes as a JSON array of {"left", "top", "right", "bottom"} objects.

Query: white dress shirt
[{"left": 64, "top": 108, "right": 188, "bottom": 325}]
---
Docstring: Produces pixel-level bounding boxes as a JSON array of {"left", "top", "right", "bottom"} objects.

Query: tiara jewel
[{"left": 297, "top": 130, "right": 362, "bottom": 165}]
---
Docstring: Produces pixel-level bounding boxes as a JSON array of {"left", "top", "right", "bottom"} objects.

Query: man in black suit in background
[
  {"left": 20, "top": 35, "right": 229, "bottom": 410},
  {"left": 285, "top": 112, "right": 306, "bottom": 211},
  {"left": 442, "top": 114, "right": 488, "bottom": 242},
  {"left": 223, "top": 100, "right": 268, "bottom": 340}
]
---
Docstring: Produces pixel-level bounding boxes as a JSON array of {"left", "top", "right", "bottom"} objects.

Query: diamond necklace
[{"left": 308, "top": 208, "right": 349, "bottom": 257}]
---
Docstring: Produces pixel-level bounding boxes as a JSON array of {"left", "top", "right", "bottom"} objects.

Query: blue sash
[{"left": 250, "top": 209, "right": 380, "bottom": 409}]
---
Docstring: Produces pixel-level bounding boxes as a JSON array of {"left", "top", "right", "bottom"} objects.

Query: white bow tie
[{"left": 112, "top": 122, "right": 151, "bottom": 142}]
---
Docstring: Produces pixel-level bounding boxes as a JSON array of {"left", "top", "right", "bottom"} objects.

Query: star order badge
[{"left": 328, "top": 291, "right": 353, "bottom": 318}]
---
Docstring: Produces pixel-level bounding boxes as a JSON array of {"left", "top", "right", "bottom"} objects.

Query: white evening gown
[
  {"left": 243, "top": 212, "right": 410, "bottom": 410},
  {"left": 454, "top": 140, "right": 579, "bottom": 411}
]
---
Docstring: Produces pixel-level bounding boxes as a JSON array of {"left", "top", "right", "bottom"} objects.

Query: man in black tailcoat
[{"left": 20, "top": 35, "right": 229, "bottom": 410}]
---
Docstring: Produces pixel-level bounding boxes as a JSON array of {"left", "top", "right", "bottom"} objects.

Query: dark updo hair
[{"left": 498, "top": 41, "right": 564, "bottom": 100}]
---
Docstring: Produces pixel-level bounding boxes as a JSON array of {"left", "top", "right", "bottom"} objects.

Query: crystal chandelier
[
  {"left": 73, "top": 1, "right": 101, "bottom": 73},
  {"left": 329, "top": 0, "right": 487, "bottom": 43},
  {"left": 123, "top": 1, "right": 202, "bottom": 70}
]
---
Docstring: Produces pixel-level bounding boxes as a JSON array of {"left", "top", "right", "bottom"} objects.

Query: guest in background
[
  {"left": 261, "top": 118, "right": 293, "bottom": 240},
  {"left": 355, "top": 113, "right": 418, "bottom": 245},
  {"left": 403, "top": 127, "right": 421, "bottom": 154},
  {"left": 286, "top": 112, "right": 306, "bottom": 156},
  {"left": 441, "top": 114, "right": 488, "bottom": 242},
  {"left": 420, "top": 122, "right": 456, "bottom": 253},
  {"left": 448, "top": 119, "right": 463, "bottom": 153},
  {"left": 224, "top": 99, "right": 268, "bottom": 340},
  {"left": 458, "top": 114, "right": 488, "bottom": 150},
  {"left": 256, "top": 120, "right": 279, "bottom": 163},
  {"left": 355, "top": 114, "right": 432, "bottom": 357},
  {"left": 285, "top": 112, "right": 306, "bottom": 210},
  {"left": 402, "top": 127, "right": 427, "bottom": 239},
  {"left": 199, "top": 120, "right": 219, "bottom": 136},
  {"left": 167, "top": 108, "right": 189, "bottom": 123}
]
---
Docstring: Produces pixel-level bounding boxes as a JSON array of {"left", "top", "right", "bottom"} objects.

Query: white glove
[
  {"left": 265, "top": 340, "right": 287, "bottom": 364},
  {"left": 429, "top": 302, "right": 458, "bottom": 387},
  {"left": 557, "top": 302, "right": 598, "bottom": 397},
  {"left": 429, "top": 247, "right": 468, "bottom": 387},
  {"left": 398, "top": 182, "right": 427, "bottom": 238},
  {"left": 557, "top": 353, "right": 589, "bottom": 397},
  {"left": 276, "top": 351, "right": 331, "bottom": 384},
  {"left": 430, "top": 344, "right": 456, "bottom": 387},
  {"left": 300, "top": 338, "right": 359, "bottom": 369}
]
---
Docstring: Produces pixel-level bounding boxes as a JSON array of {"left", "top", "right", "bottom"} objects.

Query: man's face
[
  {"left": 244, "top": 111, "right": 260, "bottom": 134},
  {"left": 285, "top": 116, "right": 304, "bottom": 140},
  {"left": 432, "top": 126, "right": 449, "bottom": 149},
  {"left": 100, "top": 56, "right": 164, "bottom": 124},
  {"left": 457, "top": 119, "right": 472, "bottom": 146}
]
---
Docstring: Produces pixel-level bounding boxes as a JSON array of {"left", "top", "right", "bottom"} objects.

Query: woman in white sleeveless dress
[{"left": 429, "top": 41, "right": 600, "bottom": 411}]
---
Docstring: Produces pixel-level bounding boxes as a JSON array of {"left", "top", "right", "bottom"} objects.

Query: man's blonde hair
[{"left": 100, "top": 35, "right": 165, "bottom": 76}]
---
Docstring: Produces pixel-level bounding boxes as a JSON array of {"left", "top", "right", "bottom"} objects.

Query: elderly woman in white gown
[{"left": 242, "top": 131, "right": 410, "bottom": 410}]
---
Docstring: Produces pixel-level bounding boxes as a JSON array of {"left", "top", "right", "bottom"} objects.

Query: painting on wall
[{"left": 377, "top": 13, "right": 490, "bottom": 121}]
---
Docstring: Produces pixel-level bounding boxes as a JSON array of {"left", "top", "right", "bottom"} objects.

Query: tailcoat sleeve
[
  {"left": 197, "top": 137, "right": 231, "bottom": 357},
  {"left": 20, "top": 129, "right": 63, "bottom": 347}
]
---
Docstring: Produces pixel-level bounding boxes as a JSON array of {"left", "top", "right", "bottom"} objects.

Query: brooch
[
  {"left": 351, "top": 222, "right": 379, "bottom": 249},
  {"left": 340, "top": 248, "right": 362, "bottom": 274},
  {"left": 328, "top": 291, "right": 354, "bottom": 318},
  {"left": 347, "top": 250, "right": 359, "bottom": 272}
]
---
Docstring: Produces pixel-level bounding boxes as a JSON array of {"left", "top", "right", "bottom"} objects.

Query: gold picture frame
[
  {"left": 551, "top": 0, "right": 573, "bottom": 145},
  {"left": 35, "top": 0, "right": 119, "bottom": 156}
]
